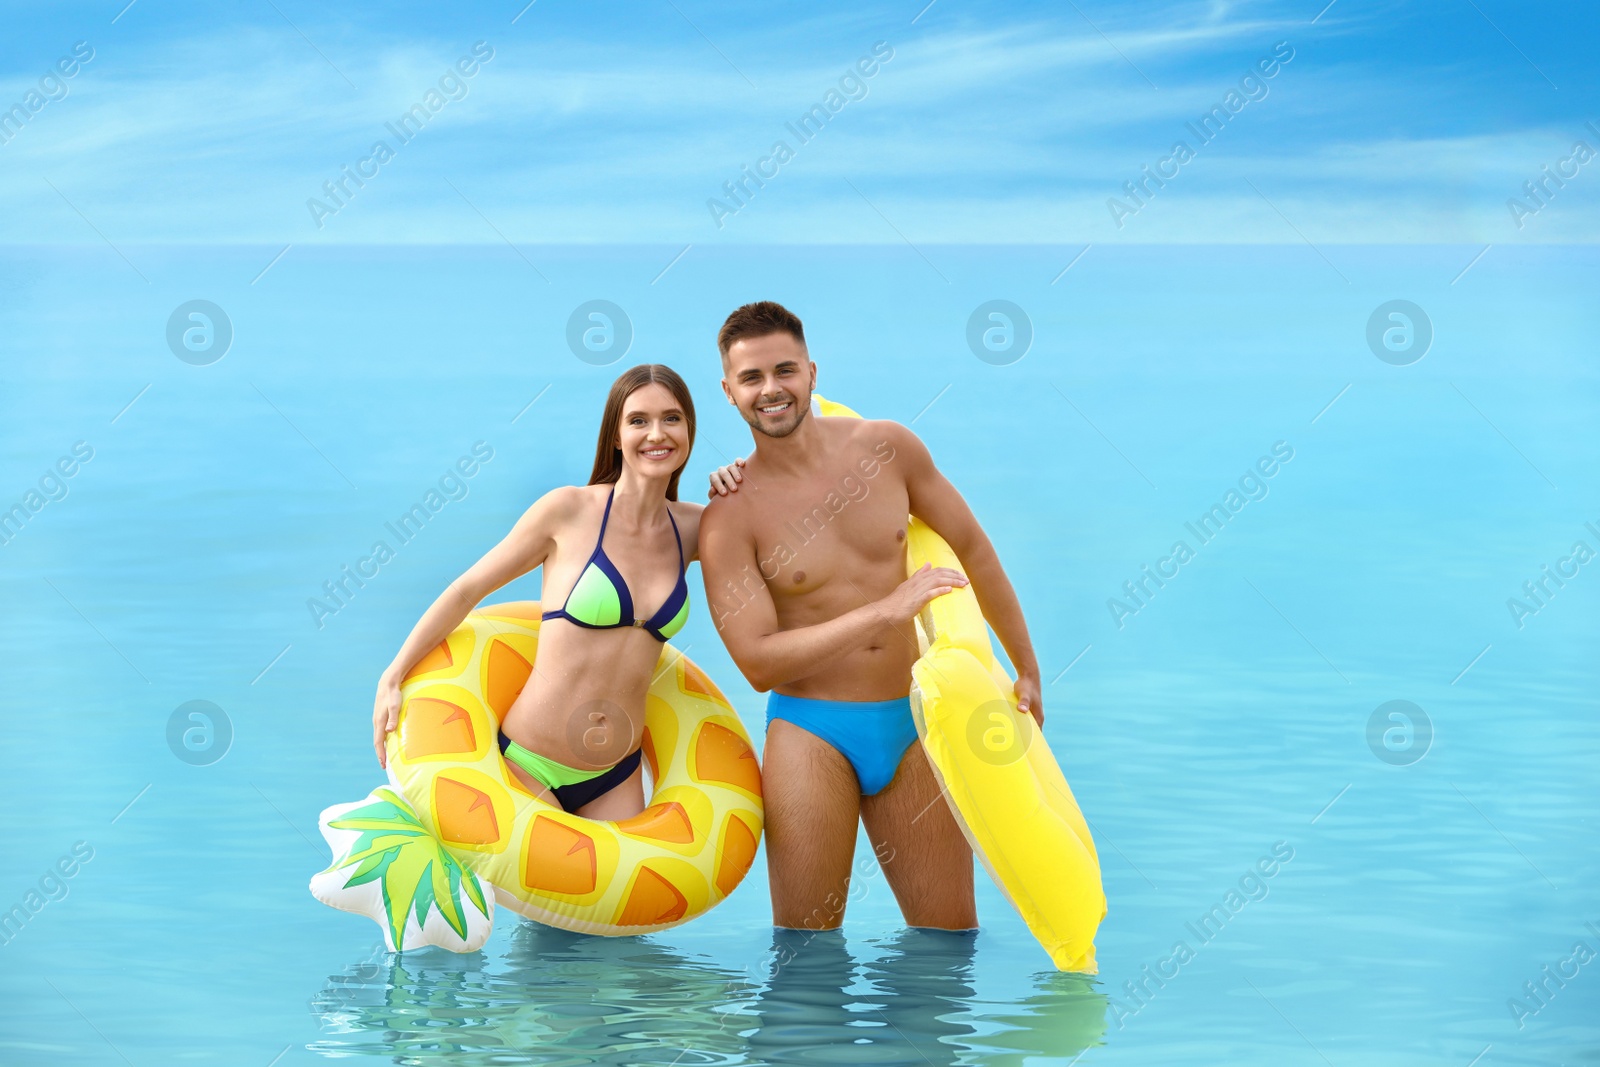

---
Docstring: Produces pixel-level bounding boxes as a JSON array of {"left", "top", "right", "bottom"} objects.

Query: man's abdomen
[{"left": 771, "top": 611, "right": 919, "bottom": 702}]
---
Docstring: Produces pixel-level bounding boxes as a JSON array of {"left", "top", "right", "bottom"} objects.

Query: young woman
[{"left": 371, "top": 364, "right": 706, "bottom": 821}]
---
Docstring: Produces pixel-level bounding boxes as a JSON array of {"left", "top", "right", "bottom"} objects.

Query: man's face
[{"left": 721, "top": 332, "right": 815, "bottom": 439}]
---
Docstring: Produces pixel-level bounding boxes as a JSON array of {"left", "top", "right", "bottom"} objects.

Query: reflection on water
[
  {"left": 309, "top": 922, "right": 750, "bottom": 1065},
  {"left": 747, "top": 928, "right": 1106, "bottom": 1065},
  {"left": 975, "top": 969, "right": 1111, "bottom": 1066},
  {"left": 308, "top": 923, "right": 1106, "bottom": 1065},
  {"left": 747, "top": 927, "right": 976, "bottom": 1066}
]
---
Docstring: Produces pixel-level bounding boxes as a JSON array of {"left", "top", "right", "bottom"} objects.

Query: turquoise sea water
[{"left": 1, "top": 244, "right": 1596, "bottom": 1065}]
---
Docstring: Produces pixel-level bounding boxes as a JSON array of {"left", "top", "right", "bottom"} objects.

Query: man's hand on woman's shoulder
[{"left": 708, "top": 456, "right": 747, "bottom": 498}]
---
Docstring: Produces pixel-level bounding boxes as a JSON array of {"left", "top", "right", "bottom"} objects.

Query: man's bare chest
[{"left": 745, "top": 448, "right": 907, "bottom": 591}]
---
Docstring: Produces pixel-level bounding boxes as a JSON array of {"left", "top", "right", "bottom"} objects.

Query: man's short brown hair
[{"left": 717, "top": 301, "right": 805, "bottom": 358}]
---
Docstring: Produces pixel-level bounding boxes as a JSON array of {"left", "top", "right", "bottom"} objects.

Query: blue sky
[{"left": 0, "top": 0, "right": 1595, "bottom": 243}]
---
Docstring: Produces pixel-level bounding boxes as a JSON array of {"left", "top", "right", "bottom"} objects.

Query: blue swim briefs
[{"left": 766, "top": 692, "right": 919, "bottom": 797}]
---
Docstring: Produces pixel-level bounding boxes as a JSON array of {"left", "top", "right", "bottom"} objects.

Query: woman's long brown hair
[{"left": 588, "top": 364, "right": 696, "bottom": 501}]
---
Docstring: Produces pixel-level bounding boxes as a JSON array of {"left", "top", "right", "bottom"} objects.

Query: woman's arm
[{"left": 372, "top": 485, "right": 578, "bottom": 766}]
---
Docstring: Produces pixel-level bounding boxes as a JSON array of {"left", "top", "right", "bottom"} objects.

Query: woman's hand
[
  {"left": 878, "top": 563, "right": 969, "bottom": 624},
  {"left": 708, "top": 456, "right": 747, "bottom": 498},
  {"left": 373, "top": 670, "right": 402, "bottom": 768}
]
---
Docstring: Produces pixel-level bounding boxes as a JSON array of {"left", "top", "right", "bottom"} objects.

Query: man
[{"left": 699, "top": 300, "right": 1043, "bottom": 931}]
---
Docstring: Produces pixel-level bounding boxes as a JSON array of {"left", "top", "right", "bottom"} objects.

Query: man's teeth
[{"left": 760, "top": 401, "right": 791, "bottom": 414}]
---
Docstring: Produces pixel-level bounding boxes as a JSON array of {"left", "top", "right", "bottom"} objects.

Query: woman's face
[{"left": 615, "top": 382, "right": 689, "bottom": 479}]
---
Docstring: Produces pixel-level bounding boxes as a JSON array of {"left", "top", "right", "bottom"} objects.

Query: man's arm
[
  {"left": 698, "top": 497, "right": 963, "bottom": 692},
  {"left": 888, "top": 422, "right": 1044, "bottom": 721}
]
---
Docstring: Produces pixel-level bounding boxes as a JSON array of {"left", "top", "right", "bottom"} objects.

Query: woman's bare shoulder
[
  {"left": 669, "top": 498, "right": 707, "bottom": 560},
  {"left": 516, "top": 484, "right": 596, "bottom": 531},
  {"left": 669, "top": 498, "right": 707, "bottom": 533}
]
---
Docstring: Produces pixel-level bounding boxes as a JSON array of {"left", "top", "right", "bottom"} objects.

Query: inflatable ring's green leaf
[{"left": 310, "top": 786, "right": 494, "bottom": 952}]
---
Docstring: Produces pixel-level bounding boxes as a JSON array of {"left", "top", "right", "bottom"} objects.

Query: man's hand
[
  {"left": 708, "top": 456, "right": 747, "bottom": 498},
  {"left": 1014, "top": 672, "right": 1043, "bottom": 727},
  {"left": 880, "top": 562, "right": 969, "bottom": 623},
  {"left": 373, "top": 670, "right": 402, "bottom": 768}
]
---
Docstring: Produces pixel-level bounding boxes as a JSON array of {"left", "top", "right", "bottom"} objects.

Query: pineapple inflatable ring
[{"left": 311, "top": 602, "right": 764, "bottom": 952}]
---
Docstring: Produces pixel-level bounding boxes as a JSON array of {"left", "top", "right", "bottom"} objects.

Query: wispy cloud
[{"left": 0, "top": 1, "right": 1592, "bottom": 243}]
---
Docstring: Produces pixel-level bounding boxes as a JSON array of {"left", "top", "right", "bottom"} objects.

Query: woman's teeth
[{"left": 641, "top": 447, "right": 673, "bottom": 458}]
